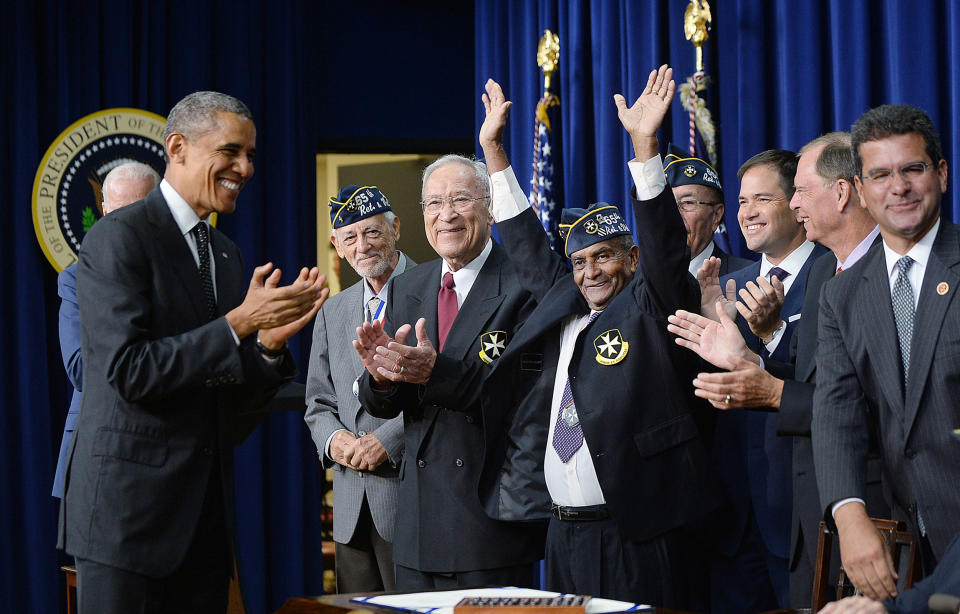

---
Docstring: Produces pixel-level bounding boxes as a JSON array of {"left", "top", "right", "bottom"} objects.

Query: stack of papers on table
[{"left": 351, "top": 587, "right": 650, "bottom": 614}]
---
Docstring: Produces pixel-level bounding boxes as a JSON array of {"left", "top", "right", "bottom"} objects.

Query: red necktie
[{"left": 437, "top": 272, "right": 458, "bottom": 351}]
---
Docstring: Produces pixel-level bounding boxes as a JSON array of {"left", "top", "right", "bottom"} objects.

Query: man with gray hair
[
  {"left": 60, "top": 91, "right": 327, "bottom": 614},
  {"left": 52, "top": 161, "right": 160, "bottom": 501},
  {"left": 304, "top": 185, "right": 414, "bottom": 592},
  {"left": 354, "top": 153, "right": 541, "bottom": 589},
  {"left": 100, "top": 161, "right": 160, "bottom": 214}
]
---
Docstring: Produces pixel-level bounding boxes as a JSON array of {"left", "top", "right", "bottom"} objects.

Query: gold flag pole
[
  {"left": 684, "top": 0, "right": 711, "bottom": 72},
  {"left": 680, "top": 0, "right": 717, "bottom": 165},
  {"left": 537, "top": 30, "right": 560, "bottom": 96}
]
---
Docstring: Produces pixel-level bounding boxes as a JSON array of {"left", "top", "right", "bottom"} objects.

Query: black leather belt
[{"left": 551, "top": 504, "right": 609, "bottom": 521}]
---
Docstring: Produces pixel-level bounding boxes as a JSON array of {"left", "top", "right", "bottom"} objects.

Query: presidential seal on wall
[{"left": 32, "top": 108, "right": 166, "bottom": 272}]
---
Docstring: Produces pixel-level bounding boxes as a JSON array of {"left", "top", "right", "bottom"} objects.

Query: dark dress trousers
[
  {"left": 814, "top": 222, "right": 960, "bottom": 567},
  {"left": 479, "top": 189, "right": 717, "bottom": 608},
  {"left": 766, "top": 247, "right": 888, "bottom": 607},
  {"left": 59, "top": 188, "right": 294, "bottom": 605},
  {"left": 711, "top": 242, "right": 828, "bottom": 612},
  {"left": 358, "top": 242, "right": 542, "bottom": 582}
]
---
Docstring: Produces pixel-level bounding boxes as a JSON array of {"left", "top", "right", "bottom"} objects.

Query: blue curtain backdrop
[{"left": 475, "top": 0, "right": 960, "bottom": 256}]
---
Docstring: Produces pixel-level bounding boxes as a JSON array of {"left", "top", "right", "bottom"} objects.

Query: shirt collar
[
  {"left": 883, "top": 217, "right": 940, "bottom": 279},
  {"left": 759, "top": 240, "right": 815, "bottom": 278},
  {"left": 441, "top": 238, "right": 493, "bottom": 285},
  {"left": 159, "top": 179, "right": 205, "bottom": 237},
  {"left": 362, "top": 252, "right": 407, "bottom": 304},
  {"left": 689, "top": 240, "right": 715, "bottom": 277},
  {"left": 838, "top": 226, "right": 880, "bottom": 272}
]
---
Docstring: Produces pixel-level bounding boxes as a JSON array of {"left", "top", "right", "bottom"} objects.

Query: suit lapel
[
  {"left": 795, "top": 253, "right": 835, "bottom": 381},
  {"left": 336, "top": 283, "right": 365, "bottom": 424},
  {"left": 441, "top": 246, "right": 506, "bottom": 361},
  {"left": 146, "top": 191, "right": 210, "bottom": 324},
  {"left": 904, "top": 224, "right": 960, "bottom": 433},
  {"left": 860, "top": 248, "right": 907, "bottom": 413},
  {"left": 209, "top": 227, "right": 242, "bottom": 313}
]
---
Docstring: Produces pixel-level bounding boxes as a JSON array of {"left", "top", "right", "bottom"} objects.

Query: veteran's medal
[{"left": 561, "top": 400, "right": 580, "bottom": 428}]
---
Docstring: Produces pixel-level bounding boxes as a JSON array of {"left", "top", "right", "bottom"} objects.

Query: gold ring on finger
[{"left": 724, "top": 394, "right": 732, "bottom": 405}]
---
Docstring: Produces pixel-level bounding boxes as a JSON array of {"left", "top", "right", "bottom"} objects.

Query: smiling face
[
  {"left": 855, "top": 132, "right": 948, "bottom": 254},
  {"left": 331, "top": 213, "right": 400, "bottom": 284},
  {"left": 789, "top": 144, "right": 844, "bottom": 246},
  {"left": 737, "top": 164, "right": 806, "bottom": 263},
  {"left": 422, "top": 163, "right": 492, "bottom": 270},
  {"left": 571, "top": 237, "right": 639, "bottom": 311},
  {"left": 164, "top": 111, "right": 256, "bottom": 219}
]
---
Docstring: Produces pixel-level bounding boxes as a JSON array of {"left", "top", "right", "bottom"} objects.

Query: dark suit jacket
[
  {"left": 813, "top": 221, "right": 960, "bottom": 561},
  {"left": 59, "top": 187, "right": 294, "bottom": 577},
  {"left": 358, "top": 242, "right": 542, "bottom": 573},
  {"left": 53, "top": 263, "right": 82, "bottom": 498},
  {"left": 478, "top": 189, "right": 717, "bottom": 544},
  {"left": 713, "top": 243, "right": 827, "bottom": 559},
  {"left": 884, "top": 534, "right": 960, "bottom": 614},
  {"left": 713, "top": 244, "right": 754, "bottom": 277},
  {"left": 767, "top": 247, "right": 888, "bottom": 577}
]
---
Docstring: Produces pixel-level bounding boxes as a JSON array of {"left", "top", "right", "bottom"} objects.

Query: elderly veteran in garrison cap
[
  {"left": 304, "top": 185, "right": 413, "bottom": 592},
  {"left": 665, "top": 144, "right": 752, "bottom": 277},
  {"left": 476, "top": 66, "right": 717, "bottom": 609}
]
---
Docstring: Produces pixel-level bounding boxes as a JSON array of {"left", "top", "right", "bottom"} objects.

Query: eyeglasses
[
  {"left": 862, "top": 161, "right": 933, "bottom": 186},
  {"left": 420, "top": 195, "right": 488, "bottom": 215},
  {"left": 677, "top": 199, "right": 721, "bottom": 212}
]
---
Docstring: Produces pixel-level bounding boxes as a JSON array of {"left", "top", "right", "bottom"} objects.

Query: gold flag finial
[
  {"left": 684, "top": 0, "right": 712, "bottom": 72},
  {"left": 537, "top": 29, "right": 560, "bottom": 95}
]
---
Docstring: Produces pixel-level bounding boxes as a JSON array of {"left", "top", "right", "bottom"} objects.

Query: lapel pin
[
  {"left": 937, "top": 282, "right": 949, "bottom": 295},
  {"left": 221, "top": 252, "right": 228, "bottom": 259}
]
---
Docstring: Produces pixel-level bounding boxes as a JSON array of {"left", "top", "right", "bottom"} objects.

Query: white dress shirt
[{"left": 440, "top": 239, "right": 493, "bottom": 307}]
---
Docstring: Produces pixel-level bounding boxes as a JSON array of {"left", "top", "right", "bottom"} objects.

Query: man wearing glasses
[
  {"left": 813, "top": 104, "right": 960, "bottom": 599},
  {"left": 664, "top": 144, "right": 752, "bottom": 277},
  {"left": 354, "top": 155, "right": 541, "bottom": 589}
]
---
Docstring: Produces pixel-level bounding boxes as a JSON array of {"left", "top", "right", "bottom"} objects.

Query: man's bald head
[{"left": 102, "top": 162, "right": 160, "bottom": 214}]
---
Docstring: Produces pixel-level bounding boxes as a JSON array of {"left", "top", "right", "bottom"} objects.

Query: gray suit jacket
[
  {"left": 813, "top": 221, "right": 960, "bottom": 560},
  {"left": 304, "top": 254, "right": 411, "bottom": 543}
]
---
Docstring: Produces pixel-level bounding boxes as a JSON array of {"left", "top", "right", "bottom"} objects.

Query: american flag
[{"left": 529, "top": 93, "right": 563, "bottom": 252}]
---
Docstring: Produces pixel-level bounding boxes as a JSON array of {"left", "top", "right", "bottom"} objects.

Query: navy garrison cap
[
  {"left": 663, "top": 143, "right": 723, "bottom": 196},
  {"left": 329, "top": 185, "right": 391, "bottom": 229},
  {"left": 557, "top": 202, "right": 632, "bottom": 257}
]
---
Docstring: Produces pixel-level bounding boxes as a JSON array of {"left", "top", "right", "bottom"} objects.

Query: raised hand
[
  {"left": 258, "top": 268, "right": 329, "bottom": 348},
  {"left": 697, "top": 257, "right": 739, "bottom": 321},
  {"left": 667, "top": 301, "right": 758, "bottom": 371},
  {"left": 737, "top": 275, "right": 785, "bottom": 343},
  {"left": 227, "top": 263, "right": 327, "bottom": 341},
  {"left": 692, "top": 357, "right": 785, "bottom": 410},
  {"left": 613, "top": 64, "right": 675, "bottom": 160},
  {"left": 479, "top": 78, "right": 513, "bottom": 173},
  {"left": 371, "top": 318, "right": 437, "bottom": 385}
]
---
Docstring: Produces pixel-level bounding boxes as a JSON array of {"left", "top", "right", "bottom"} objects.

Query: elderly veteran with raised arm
[{"left": 477, "top": 65, "right": 716, "bottom": 610}]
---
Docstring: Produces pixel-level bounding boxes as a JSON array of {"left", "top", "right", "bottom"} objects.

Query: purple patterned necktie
[
  {"left": 552, "top": 311, "right": 600, "bottom": 463},
  {"left": 768, "top": 266, "right": 790, "bottom": 283}
]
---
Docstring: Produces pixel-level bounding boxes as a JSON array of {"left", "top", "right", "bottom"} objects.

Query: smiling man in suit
[
  {"left": 61, "top": 91, "right": 327, "bottom": 614},
  {"left": 353, "top": 153, "right": 541, "bottom": 589},
  {"left": 813, "top": 104, "right": 960, "bottom": 599},
  {"left": 304, "top": 185, "right": 413, "bottom": 592},
  {"left": 474, "top": 66, "right": 716, "bottom": 610}
]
